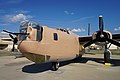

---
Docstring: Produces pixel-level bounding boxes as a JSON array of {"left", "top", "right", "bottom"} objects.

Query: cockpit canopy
[{"left": 19, "top": 21, "right": 43, "bottom": 41}]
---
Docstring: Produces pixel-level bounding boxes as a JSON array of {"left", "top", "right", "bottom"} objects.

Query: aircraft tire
[
  {"left": 52, "top": 62, "right": 59, "bottom": 71},
  {"left": 104, "top": 50, "right": 111, "bottom": 63}
]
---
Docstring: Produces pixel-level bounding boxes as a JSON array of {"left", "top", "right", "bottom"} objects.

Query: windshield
[
  {"left": 19, "top": 21, "right": 28, "bottom": 40},
  {"left": 29, "top": 22, "right": 43, "bottom": 41},
  {"left": 19, "top": 21, "right": 43, "bottom": 41}
]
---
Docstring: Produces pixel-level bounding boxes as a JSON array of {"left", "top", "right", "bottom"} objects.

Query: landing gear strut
[
  {"left": 104, "top": 49, "right": 111, "bottom": 63},
  {"left": 104, "top": 45, "right": 111, "bottom": 65},
  {"left": 51, "top": 62, "right": 59, "bottom": 71}
]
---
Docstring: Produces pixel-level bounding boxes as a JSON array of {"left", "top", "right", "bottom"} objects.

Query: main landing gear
[
  {"left": 104, "top": 45, "right": 112, "bottom": 66},
  {"left": 51, "top": 62, "right": 60, "bottom": 71}
]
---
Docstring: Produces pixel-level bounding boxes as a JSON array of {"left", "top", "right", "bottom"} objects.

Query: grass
[
  {"left": 0, "top": 53, "right": 15, "bottom": 56},
  {"left": 110, "top": 51, "right": 120, "bottom": 55},
  {"left": 86, "top": 52, "right": 120, "bottom": 55},
  {"left": 85, "top": 50, "right": 120, "bottom": 55},
  {"left": 0, "top": 50, "right": 21, "bottom": 57}
]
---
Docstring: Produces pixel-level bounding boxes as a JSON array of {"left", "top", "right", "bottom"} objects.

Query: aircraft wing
[
  {"left": 79, "top": 36, "right": 92, "bottom": 45},
  {"left": 112, "top": 33, "right": 120, "bottom": 41},
  {"left": 79, "top": 33, "right": 120, "bottom": 45}
]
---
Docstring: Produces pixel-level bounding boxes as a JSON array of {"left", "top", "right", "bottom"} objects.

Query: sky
[{"left": 0, "top": 0, "right": 120, "bottom": 36}]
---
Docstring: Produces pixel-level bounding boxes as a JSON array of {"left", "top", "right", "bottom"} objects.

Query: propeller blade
[
  {"left": 13, "top": 37, "right": 18, "bottom": 44},
  {"left": 12, "top": 43, "right": 15, "bottom": 51},
  {"left": 99, "top": 15, "right": 104, "bottom": 33},
  {"left": 106, "top": 38, "right": 120, "bottom": 47},
  {"left": 8, "top": 34, "right": 18, "bottom": 52},
  {"left": 84, "top": 39, "right": 97, "bottom": 48},
  {"left": 9, "top": 34, "right": 14, "bottom": 39}
]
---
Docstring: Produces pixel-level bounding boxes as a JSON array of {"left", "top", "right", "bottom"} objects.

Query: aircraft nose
[
  {"left": 18, "top": 41, "right": 27, "bottom": 52},
  {"left": 18, "top": 40, "right": 37, "bottom": 52},
  {"left": 18, "top": 41, "right": 46, "bottom": 63}
]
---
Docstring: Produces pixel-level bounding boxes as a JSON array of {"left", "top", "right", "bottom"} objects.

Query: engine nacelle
[{"left": 92, "top": 30, "right": 112, "bottom": 45}]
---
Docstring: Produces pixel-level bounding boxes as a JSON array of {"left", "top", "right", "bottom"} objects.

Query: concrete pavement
[{"left": 0, "top": 54, "right": 120, "bottom": 80}]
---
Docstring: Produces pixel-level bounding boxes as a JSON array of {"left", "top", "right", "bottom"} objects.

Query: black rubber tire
[
  {"left": 104, "top": 50, "right": 111, "bottom": 63},
  {"left": 51, "top": 62, "right": 59, "bottom": 71}
]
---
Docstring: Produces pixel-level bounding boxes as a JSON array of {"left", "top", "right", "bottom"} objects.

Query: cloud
[
  {"left": 0, "top": 31, "right": 9, "bottom": 37},
  {"left": 0, "top": 9, "right": 33, "bottom": 27},
  {"left": 71, "top": 28, "right": 85, "bottom": 32},
  {"left": 0, "top": 31, "right": 8, "bottom": 34},
  {"left": 64, "top": 11, "right": 74, "bottom": 15},
  {"left": 70, "top": 12, "right": 74, "bottom": 15},
  {"left": 0, "top": 13, "right": 33, "bottom": 26},
  {"left": 4, "top": 13, "right": 33, "bottom": 22},
  {"left": 114, "top": 27, "right": 120, "bottom": 31},
  {"left": 10, "top": 14, "right": 26, "bottom": 22},
  {"left": 72, "top": 16, "right": 94, "bottom": 22},
  {"left": 15, "top": 10, "right": 30, "bottom": 14},
  {"left": 64, "top": 11, "right": 69, "bottom": 15}
]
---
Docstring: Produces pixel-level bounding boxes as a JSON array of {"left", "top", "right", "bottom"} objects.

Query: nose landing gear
[{"left": 51, "top": 62, "right": 60, "bottom": 71}]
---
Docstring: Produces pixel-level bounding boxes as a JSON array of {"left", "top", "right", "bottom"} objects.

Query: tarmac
[{"left": 0, "top": 54, "right": 120, "bottom": 80}]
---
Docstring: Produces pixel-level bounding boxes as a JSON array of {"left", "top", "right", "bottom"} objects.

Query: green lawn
[
  {"left": 0, "top": 51, "right": 20, "bottom": 57},
  {"left": 85, "top": 50, "right": 120, "bottom": 55}
]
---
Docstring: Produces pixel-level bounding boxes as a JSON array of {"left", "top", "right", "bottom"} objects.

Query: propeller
[
  {"left": 3, "top": 30, "right": 29, "bottom": 51},
  {"left": 99, "top": 15, "right": 104, "bottom": 34},
  {"left": 83, "top": 15, "right": 120, "bottom": 48},
  {"left": 9, "top": 34, "right": 18, "bottom": 51},
  {"left": 8, "top": 34, "right": 18, "bottom": 51},
  {"left": 81, "top": 15, "right": 120, "bottom": 64},
  {"left": 84, "top": 39, "right": 97, "bottom": 48},
  {"left": 106, "top": 38, "right": 120, "bottom": 47}
]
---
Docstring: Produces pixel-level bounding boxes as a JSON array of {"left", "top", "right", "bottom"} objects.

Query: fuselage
[{"left": 18, "top": 25, "right": 84, "bottom": 63}]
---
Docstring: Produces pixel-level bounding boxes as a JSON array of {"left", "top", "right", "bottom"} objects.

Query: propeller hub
[
  {"left": 100, "top": 34, "right": 104, "bottom": 38},
  {"left": 92, "top": 30, "right": 112, "bottom": 45}
]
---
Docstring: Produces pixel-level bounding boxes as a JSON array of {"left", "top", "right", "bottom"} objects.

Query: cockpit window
[
  {"left": 30, "top": 22, "right": 43, "bottom": 41},
  {"left": 19, "top": 22, "right": 28, "bottom": 40},
  {"left": 53, "top": 33, "right": 58, "bottom": 41},
  {"left": 37, "top": 27, "right": 43, "bottom": 41},
  {"left": 30, "top": 22, "right": 40, "bottom": 30},
  {"left": 19, "top": 21, "right": 43, "bottom": 41}
]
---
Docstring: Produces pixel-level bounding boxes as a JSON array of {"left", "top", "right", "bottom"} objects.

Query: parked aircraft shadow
[
  {"left": 22, "top": 62, "right": 52, "bottom": 73},
  {"left": 60, "top": 57, "right": 120, "bottom": 67},
  {"left": 59, "top": 57, "right": 104, "bottom": 67},
  {"left": 22, "top": 57, "right": 120, "bottom": 73}
]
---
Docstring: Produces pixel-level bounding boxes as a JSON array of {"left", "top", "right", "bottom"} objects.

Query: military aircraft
[{"left": 3, "top": 15, "right": 120, "bottom": 71}]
